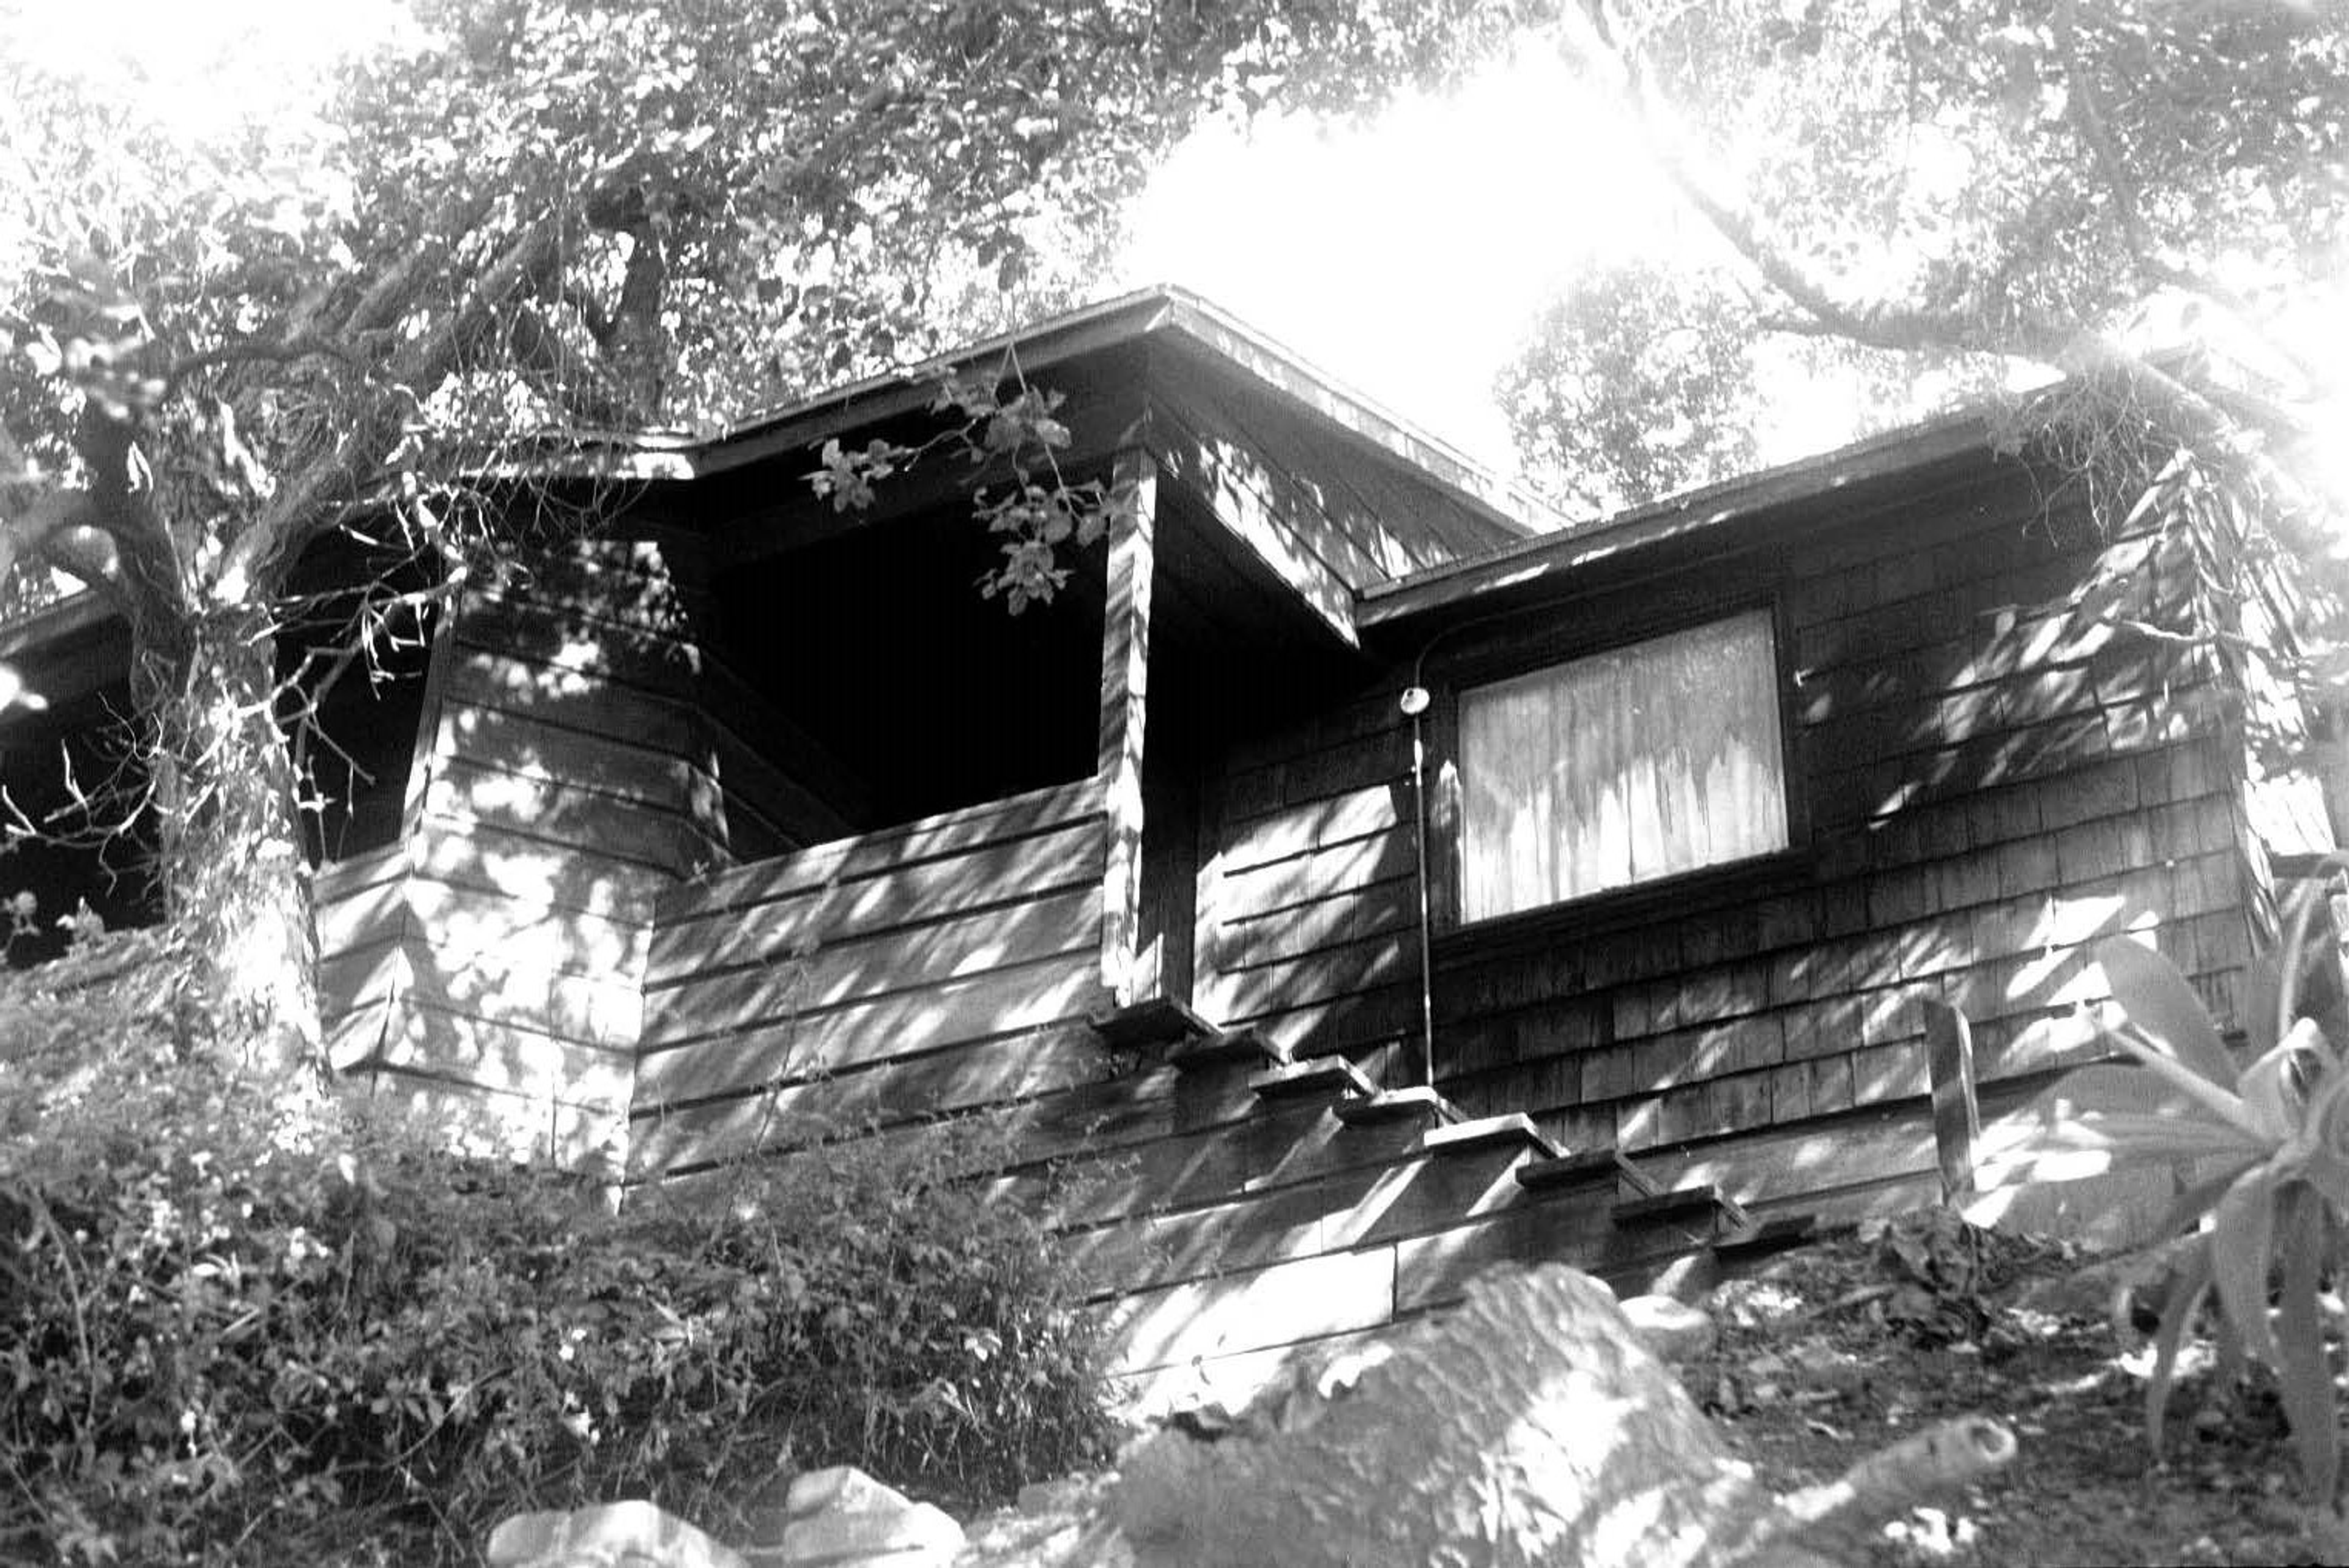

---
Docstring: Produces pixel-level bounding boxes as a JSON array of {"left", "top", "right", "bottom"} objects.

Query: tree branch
[
  {"left": 0, "top": 487, "right": 106, "bottom": 598},
  {"left": 165, "top": 331, "right": 363, "bottom": 394},
  {"left": 2054, "top": 0, "right": 2157, "bottom": 282},
  {"left": 218, "top": 218, "right": 564, "bottom": 602},
  {"left": 1550, "top": 3, "right": 1996, "bottom": 357},
  {"left": 71, "top": 405, "right": 190, "bottom": 643},
  {"left": 336, "top": 192, "right": 496, "bottom": 341},
  {"left": 507, "top": 304, "right": 642, "bottom": 431}
]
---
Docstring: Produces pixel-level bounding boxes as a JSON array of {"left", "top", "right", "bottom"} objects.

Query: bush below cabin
[{"left": 0, "top": 935, "right": 1115, "bottom": 1566}]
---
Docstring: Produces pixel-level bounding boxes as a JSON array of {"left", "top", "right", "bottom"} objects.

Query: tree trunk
[{"left": 144, "top": 602, "right": 323, "bottom": 1086}]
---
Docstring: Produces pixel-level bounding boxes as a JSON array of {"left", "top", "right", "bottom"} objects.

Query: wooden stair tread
[
  {"left": 1614, "top": 1183, "right": 1753, "bottom": 1232},
  {"left": 1165, "top": 1027, "right": 1286, "bottom": 1072},
  {"left": 1090, "top": 996, "right": 1222, "bottom": 1051},
  {"left": 1421, "top": 1112, "right": 1564, "bottom": 1159},
  {"left": 1515, "top": 1148, "right": 1662, "bottom": 1197},
  {"left": 1335, "top": 1087, "right": 1464, "bottom": 1127},
  {"left": 1248, "top": 1055, "right": 1379, "bottom": 1100},
  {"left": 1715, "top": 1212, "right": 1819, "bottom": 1256}
]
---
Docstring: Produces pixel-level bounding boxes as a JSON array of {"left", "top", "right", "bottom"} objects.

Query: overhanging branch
[
  {"left": 221, "top": 218, "right": 565, "bottom": 601},
  {"left": 1551, "top": 4, "right": 1994, "bottom": 357}
]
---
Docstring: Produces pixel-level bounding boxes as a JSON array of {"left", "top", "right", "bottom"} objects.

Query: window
[{"left": 1457, "top": 608, "right": 1788, "bottom": 921}]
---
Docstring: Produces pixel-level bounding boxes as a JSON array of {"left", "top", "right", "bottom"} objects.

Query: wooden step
[
  {"left": 1165, "top": 1027, "right": 1286, "bottom": 1073},
  {"left": 1714, "top": 1211, "right": 1819, "bottom": 1259},
  {"left": 1090, "top": 996, "right": 1221, "bottom": 1051},
  {"left": 1516, "top": 1148, "right": 1661, "bottom": 1200},
  {"left": 1614, "top": 1183, "right": 1753, "bottom": 1237},
  {"left": 1247, "top": 1055, "right": 1379, "bottom": 1102},
  {"left": 1421, "top": 1112, "right": 1564, "bottom": 1160},
  {"left": 1335, "top": 1086, "right": 1464, "bottom": 1128}
]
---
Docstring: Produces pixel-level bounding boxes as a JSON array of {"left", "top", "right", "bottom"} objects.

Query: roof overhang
[
  {"left": 692, "top": 286, "right": 1553, "bottom": 542},
  {"left": 1357, "top": 407, "right": 2011, "bottom": 635}
]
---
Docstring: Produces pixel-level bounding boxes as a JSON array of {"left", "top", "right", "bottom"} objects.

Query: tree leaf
[
  {"left": 2146, "top": 1156, "right": 2266, "bottom": 1240},
  {"left": 2145, "top": 1241, "right": 2213, "bottom": 1457},
  {"left": 2239, "top": 1029, "right": 2314, "bottom": 1144},
  {"left": 2025, "top": 1107, "right": 2269, "bottom": 1163},
  {"left": 2274, "top": 1186, "right": 2339, "bottom": 1504},
  {"left": 2210, "top": 1163, "right": 2280, "bottom": 1369},
  {"left": 2105, "top": 1024, "right": 2262, "bottom": 1139},
  {"left": 2096, "top": 936, "right": 2239, "bottom": 1090}
]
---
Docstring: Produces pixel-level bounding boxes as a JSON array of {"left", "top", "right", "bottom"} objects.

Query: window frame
[{"left": 1427, "top": 591, "right": 1812, "bottom": 944}]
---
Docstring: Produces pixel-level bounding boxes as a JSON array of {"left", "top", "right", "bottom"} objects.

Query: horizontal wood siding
[
  {"left": 436, "top": 539, "right": 727, "bottom": 879},
  {"left": 323, "top": 539, "right": 714, "bottom": 1170},
  {"left": 1419, "top": 476, "right": 2251, "bottom": 1212},
  {"left": 631, "top": 777, "right": 1118, "bottom": 1177},
  {"left": 1194, "top": 688, "right": 1422, "bottom": 1082}
]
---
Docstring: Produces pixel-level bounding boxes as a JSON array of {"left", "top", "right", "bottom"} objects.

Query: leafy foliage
[
  {"left": 808, "top": 358, "right": 1142, "bottom": 610},
  {"left": 1496, "top": 266, "right": 1762, "bottom": 516},
  {"left": 2021, "top": 876, "right": 2349, "bottom": 1507},
  {"left": 0, "top": 957, "right": 1115, "bottom": 1564},
  {"left": 1867, "top": 1208, "right": 2000, "bottom": 1344},
  {"left": 1499, "top": 0, "right": 2349, "bottom": 673}
]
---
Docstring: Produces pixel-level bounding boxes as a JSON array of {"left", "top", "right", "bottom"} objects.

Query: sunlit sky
[
  {"left": 12, "top": 0, "right": 2348, "bottom": 503},
  {"left": 1119, "top": 39, "right": 1691, "bottom": 474}
]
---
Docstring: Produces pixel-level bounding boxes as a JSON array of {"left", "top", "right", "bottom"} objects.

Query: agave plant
[{"left": 2026, "top": 868, "right": 2349, "bottom": 1506}]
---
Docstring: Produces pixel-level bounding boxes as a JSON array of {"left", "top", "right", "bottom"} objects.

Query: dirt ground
[{"left": 1688, "top": 1211, "right": 2340, "bottom": 1566}]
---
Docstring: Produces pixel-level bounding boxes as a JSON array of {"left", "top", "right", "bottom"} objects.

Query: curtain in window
[{"left": 1459, "top": 610, "right": 1787, "bottom": 920}]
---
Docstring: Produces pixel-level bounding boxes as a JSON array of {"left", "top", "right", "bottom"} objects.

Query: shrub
[
  {"left": 0, "top": 955, "right": 1115, "bottom": 1564},
  {"left": 2021, "top": 868, "right": 2349, "bottom": 1512}
]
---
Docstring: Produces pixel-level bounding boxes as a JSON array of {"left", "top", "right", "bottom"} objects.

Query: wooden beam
[
  {"left": 398, "top": 586, "right": 460, "bottom": 848},
  {"left": 1921, "top": 997, "right": 1982, "bottom": 1204},
  {"left": 1099, "top": 450, "right": 1156, "bottom": 1005},
  {"left": 1147, "top": 390, "right": 1361, "bottom": 652}
]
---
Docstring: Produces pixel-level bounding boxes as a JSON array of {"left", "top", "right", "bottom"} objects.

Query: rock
[
  {"left": 947, "top": 1263, "right": 2016, "bottom": 1568},
  {"left": 488, "top": 1471, "right": 960, "bottom": 1568},
  {"left": 486, "top": 1498, "right": 749, "bottom": 1568},
  {"left": 768, "top": 1465, "right": 964, "bottom": 1567},
  {"left": 1622, "top": 1293, "right": 1719, "bottom": 1362}
]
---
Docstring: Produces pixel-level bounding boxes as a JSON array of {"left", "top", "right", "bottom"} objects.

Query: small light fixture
[{"left": 1398, "top": 686, "right": 1430, "bottom": 717}]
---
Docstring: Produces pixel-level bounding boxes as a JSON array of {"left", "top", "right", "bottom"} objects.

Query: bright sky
[
  {"left": 1119, "top": 39, "right": 1689, "bottom": 476},
  {"left": 7, "top": 0, "right": 401, "bottom": 120}
]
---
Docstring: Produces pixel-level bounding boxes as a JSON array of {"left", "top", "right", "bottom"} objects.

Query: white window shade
[{"left": 1459, "top": 610, "right": 1788, "bottom": 921}]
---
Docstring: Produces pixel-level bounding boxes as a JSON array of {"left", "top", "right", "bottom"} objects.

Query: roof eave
[{"left": 1357, "top": 409, "right": 2006, "bottom": 631}]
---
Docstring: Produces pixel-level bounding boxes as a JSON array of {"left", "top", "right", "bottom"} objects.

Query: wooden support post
[
  {"left": 1921, "top": 997, "right": 1981, "bottom": 1205},
  {"left": 1099, "top": 450, "right": 1157, "bottom": 1006}
]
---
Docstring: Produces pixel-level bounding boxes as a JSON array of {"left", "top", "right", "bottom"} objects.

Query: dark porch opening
[{"left": 708, "top": 506, "right": 1108, "bottom": 838}]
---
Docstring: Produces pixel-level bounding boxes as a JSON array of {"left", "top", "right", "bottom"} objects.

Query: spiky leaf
[
  {"left": 2274, "top": 1186, "right": 2339, "bottom": 1504},
  {"left": 2210, "top": 1163, "right": 2281, "bottom": 1368},
  {"left": 2096, "top": 936, "right": 2240, "bottom": 1091},
  {"left": 2145, "top": 1241, "right": 2215, "bottom": 1456}
]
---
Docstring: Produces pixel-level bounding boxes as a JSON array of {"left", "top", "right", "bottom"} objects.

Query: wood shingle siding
[
  {"left": 1185, "top": 465, "right": 2255, "bottom": 1221},
  {"left": 631, "top": 776, "right": 1117, "bottom": 1177},
  {"left": 1434, "top": 483, "right": 2246, "bottom": 1211}
]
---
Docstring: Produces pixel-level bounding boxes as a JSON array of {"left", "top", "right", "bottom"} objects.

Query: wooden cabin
[{"left": 7, "top": 287, "right": 2325, "bottom": 1407}]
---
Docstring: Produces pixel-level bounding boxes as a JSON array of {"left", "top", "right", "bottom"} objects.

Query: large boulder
[{"left": 960, "top": 1263, "right": 2013, "bottom": 1568}]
